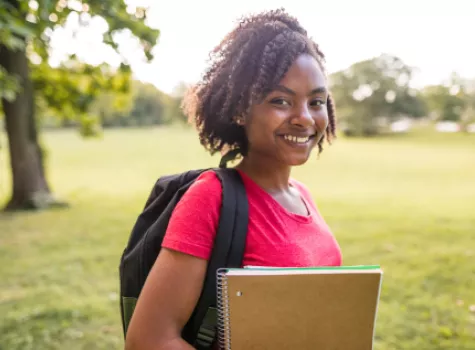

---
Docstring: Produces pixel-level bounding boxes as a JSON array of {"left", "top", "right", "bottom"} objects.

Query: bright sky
[{"left": 48, "top": 0, "right": 475, "bottom": 94}]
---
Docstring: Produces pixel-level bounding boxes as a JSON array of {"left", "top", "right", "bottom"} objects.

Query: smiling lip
[
  {"left": 277, "top": 130, "right": 316, "bottom": 138},
  {"left": 277, "top": 133, "right": 316, "bottom": 147}
]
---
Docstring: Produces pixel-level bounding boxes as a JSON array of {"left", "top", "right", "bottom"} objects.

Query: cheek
[
  {"left": 314, "top": 110, "right": 329, "bottom": 131},
  {"left": 245, "top": 121, "right": 266, "bottom": 144},
  {"left": 243, "top": 122, "right": 259, "bottom": 145},
  {"left": 246, "top": 113, "right": 280, "bottom": 139}
]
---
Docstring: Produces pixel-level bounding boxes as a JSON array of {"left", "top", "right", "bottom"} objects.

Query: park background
[{"left": 1, "top": 0, "right": 474, "bottom": 349}]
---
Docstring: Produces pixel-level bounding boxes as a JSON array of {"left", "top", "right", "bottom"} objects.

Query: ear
[{"left": 233, "top": 115, "right": 245, "bottom": 126}]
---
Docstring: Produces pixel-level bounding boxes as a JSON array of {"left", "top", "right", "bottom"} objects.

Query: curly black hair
[{"left": 182, "top": 8, "right": 336, "bottom": 159}]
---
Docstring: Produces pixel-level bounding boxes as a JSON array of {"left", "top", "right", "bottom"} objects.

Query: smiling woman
[
  {"left": 124, "top": 8, "right": 341, "bottom": 350},
  {"left": 182, "top": 13, "right": 337, "bottom": 161},
  {"left": 244, "top": 54, "right": 330, "bottom": 166}
]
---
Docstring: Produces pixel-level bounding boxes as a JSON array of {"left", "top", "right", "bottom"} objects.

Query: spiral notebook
[{"left": 216, "top": 265, "right": 383, "bottom": 350}]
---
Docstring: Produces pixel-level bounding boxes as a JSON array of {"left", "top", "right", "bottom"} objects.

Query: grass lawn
[{"left": 1, "top": 126, "right": 474, "bottom": 349}]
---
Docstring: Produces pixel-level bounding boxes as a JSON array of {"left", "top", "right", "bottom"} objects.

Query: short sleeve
[{"left": 161, "top": 170, "right": 222, "bottom": 260}]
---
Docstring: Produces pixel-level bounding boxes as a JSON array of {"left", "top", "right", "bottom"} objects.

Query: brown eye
[
  {"left": 310, "top": 99, "right": 325, "bottom": 107},
  {"left": 270, "top": 98, "right": 291, "bottom": 106}
]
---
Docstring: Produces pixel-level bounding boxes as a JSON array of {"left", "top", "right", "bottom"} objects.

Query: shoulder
[
  {"left": 172, "top": 169, "right": 223, "bottom": 214},
  {"left": 186, "top": 169, "right": 223, "bottom": 196},
  {"left": 162, "top": 169, "right": 223, "bottom": 260}
]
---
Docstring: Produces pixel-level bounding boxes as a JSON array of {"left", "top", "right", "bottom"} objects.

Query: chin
[
  {"left": 290, "top": 159, "right": 310, "bottom": 167},
  {"left": 281, "top": 142, "right": 318, "bottom": 167},
  {"left": 285, "top": 154, "right": 312, "bottom": 167}
]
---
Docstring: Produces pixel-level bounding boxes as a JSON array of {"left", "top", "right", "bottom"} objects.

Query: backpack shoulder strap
[
  {"left": 183, "top": 168, "right": 249, "bottom": 347},
  {"left": 214, "top": 168, "right": 248, "bottom": 267}
]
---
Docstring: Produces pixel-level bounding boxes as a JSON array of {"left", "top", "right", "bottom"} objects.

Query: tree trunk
[{"left": 0, "top": 44, "right": 66, "bottom": 211}]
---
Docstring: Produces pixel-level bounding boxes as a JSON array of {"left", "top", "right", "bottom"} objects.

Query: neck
[{"left": 235, "top": 152, "right": 292, "bottom": 193}]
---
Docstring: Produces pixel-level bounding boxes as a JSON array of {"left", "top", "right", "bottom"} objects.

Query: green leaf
[
  {"left": 3, "top": 33, "right": 25, "bottom": 50},
  {"left": 0, "top": 66, "right": 21, "bottom": 101},
  {"left": 1, "top": 0, "right": 160, "bottom": 134},
  {"left": 39, "top": 0, "right": 52, "bottom": 21},
  {"left": 8, "top": 19, "right": 34, "bottom": 38}
]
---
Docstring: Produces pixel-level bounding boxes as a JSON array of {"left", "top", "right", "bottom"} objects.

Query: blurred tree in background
[
  {"left": 329, "top": 54, "right": 475, "bottom": 137},
  {"left": 0, "top": 0, "right": 159, "bottom": 210},
  {"left": 1, "top": 2, "right": 474, "bottom": 211},
  {"left": 165, "top": 81, "right": 189, "bottom": 124},
  {"left": 329, "top": 54, "right": 426, "bottom": 136},
  {"left": 88, "top": 80, "right": 173, "bottom": 128},
  {"left": 421, "top": 74, "right": 475, "bottom": 128}
]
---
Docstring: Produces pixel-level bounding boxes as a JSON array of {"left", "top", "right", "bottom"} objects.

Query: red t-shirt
[{"left": 162, "top": 169, "right": 342, "bottom": 267}]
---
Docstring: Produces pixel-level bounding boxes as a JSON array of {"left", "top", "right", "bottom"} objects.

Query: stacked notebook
[{"left": 216, "top": 265, "right": 383, "bottom": 350}]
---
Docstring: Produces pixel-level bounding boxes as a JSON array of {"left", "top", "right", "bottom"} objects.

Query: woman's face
[{"left": 243, "top": 54, "right": 329, "bottom": 167}]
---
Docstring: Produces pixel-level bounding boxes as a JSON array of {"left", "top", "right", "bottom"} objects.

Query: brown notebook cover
[{"left": 216, "top": 267, "right": 383, "bottom": 350}]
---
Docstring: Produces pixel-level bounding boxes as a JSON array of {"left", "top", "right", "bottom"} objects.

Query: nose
[{"left": 290, "top": 104, "right": 315, "bottom": 128}]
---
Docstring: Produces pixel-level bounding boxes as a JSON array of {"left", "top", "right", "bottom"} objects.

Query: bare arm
[{"left": 124, "top": 248, "right": 208, "bottom": 350}]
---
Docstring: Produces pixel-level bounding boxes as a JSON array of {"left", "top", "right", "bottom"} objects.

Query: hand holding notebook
[{"left": 216, "top": 265, "right": 383, "bottom": 350}]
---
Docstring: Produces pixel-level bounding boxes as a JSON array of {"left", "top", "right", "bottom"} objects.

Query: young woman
[{"left": 125, "top": 8, "right": 342, "bottom": 350}]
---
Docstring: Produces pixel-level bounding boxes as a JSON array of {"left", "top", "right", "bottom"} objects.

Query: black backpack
[{"left": 119, "top": 159, "right": 249, "bottom": 349}]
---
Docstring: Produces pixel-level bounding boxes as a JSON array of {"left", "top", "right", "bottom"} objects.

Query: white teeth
[{"left": 284, "top": 135, "right": 309, "bottom": 143}]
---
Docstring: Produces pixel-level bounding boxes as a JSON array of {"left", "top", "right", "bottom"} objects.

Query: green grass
[{"left": 1, "top": 126, "right": 474, "bottom": 349}]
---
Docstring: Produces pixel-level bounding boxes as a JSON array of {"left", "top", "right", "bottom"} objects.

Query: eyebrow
[{"left": 273, "top": 85, "right": 327, "bottom": 96}]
